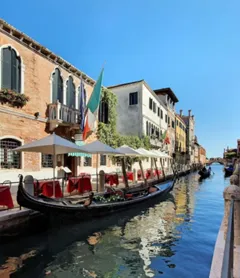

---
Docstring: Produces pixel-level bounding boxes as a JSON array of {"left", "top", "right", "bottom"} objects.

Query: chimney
[
  {"left": 188, "top": 109, "right": 192, "bottom": 116},
  {"left": 180, "top": 109, "right": 183, "bottom": 116}
]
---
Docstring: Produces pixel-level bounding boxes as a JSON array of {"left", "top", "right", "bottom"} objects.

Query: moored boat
[
  {"left": 224, "top": 165, "right": 234, "bottom": 177},
  {"left": 198, "top": 169, "right": 211, "bottom": 179},
  {"left": 17, "top": 175, "right": 176, "bottom": 220}
]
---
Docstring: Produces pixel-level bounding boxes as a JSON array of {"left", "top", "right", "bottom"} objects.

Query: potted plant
[{"left": 0, "top": 89, "right": 29, "bottom": 108}]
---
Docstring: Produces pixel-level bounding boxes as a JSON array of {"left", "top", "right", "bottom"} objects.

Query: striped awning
[{"left": 68, "top": 141, "right": 92, "bottom": 157}]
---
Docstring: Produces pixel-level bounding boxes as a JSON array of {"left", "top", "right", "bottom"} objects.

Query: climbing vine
[{"left": 97, "top": 88, "right": 151, "bottom": 165}]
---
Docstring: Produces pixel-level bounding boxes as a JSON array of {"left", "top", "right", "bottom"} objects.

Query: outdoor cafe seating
[
  {"left": 0, "top": 180, "right": 14, "bottom": 209},
  {"left": 67, "top": 173, "right": 92, "bottom": 194},
  {"left": 34, "top": 179, "right": 63, "bottom": 198},
  {"left": 105, "top": 173, "right": 119, "bottom": 186}
]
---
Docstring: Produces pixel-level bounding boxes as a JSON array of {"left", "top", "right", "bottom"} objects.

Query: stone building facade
[
  {"left": 175, "top": 112, "right": 187, "bottom": 164},
  {"left": 154, "top": 88, "right": 179, "bottom": 156},
  {"left": 0, "top": 19, "right": 113, "bottom": 182}
]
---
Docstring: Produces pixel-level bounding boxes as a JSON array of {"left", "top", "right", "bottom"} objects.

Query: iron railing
[{"left": 221, "top": 199, "right": 234, "bottom": 278}]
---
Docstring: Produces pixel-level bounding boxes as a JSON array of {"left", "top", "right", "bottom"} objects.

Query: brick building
[
  {"left": 198, "top": 146, "right": 206, "bottom": 165},
  {"left": 0, "top": 19, "right": 112, "bottom": 182}
]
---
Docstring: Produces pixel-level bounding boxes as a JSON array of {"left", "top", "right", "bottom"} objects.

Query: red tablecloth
[
  {"left": 0, "top": 186, "right": 14, "bottom": 209},
  {"left": 67, "top": 177, "right": 92, "bottom": 194},
  {"left": 105, "top": 173, "right": 119, "bottom": 186},
  {"left": 126, "top": 172, "right": 134, "bottom": 181},
  {"left": 34, "top": 181, "right": 63, "bottom": 198},
  {"left": 155, "top": 169, "right": 162, "bottom": 176},
  {"left": 79, "top": 173, "right": 91, "bottom": 178}
]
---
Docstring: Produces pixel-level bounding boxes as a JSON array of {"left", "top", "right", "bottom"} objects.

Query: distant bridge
[{"left": 206, "top": 158, "right": 225, "bottom": 165}]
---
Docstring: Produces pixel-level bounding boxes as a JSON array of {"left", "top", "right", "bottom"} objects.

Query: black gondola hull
[
  {"left": 198, "top": 170, "right": 211, "bottom": 179},
  {"left": 17, "top": 177, "right": 176, "bottom": 220}
]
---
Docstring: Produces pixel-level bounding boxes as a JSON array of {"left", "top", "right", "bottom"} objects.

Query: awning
[{"left": 68, "top": 141, "right": 92, "bottom": 157}]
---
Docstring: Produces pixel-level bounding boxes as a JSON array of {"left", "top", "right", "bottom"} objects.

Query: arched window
[
  {"left": 52, "top": 68, "right": 63, "bottom": 103},
  {"left": 98, "top": 100, "right": 108, "bottom": 124},
  {"left": 1, "top": 46, "right": 21, "bottom": 93},
  {"left": 66, "top": 76, "right": 75, "bottom": 108},
  {"left": 0, "top": 138, "right": 21, "bottom": 169},
  {"left": 79, "top": 86, "right": 86, "bottom": 111}
]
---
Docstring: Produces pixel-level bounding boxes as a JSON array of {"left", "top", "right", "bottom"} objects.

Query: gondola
[
  {"left": 198, "top": 169, "right": 211, "bottom": 179},
  {"left": 17, "top": 175, "right": 176, "bottom": 220},
  {"left": 224, "top": 166, "right": 233, "bottom": 177}
]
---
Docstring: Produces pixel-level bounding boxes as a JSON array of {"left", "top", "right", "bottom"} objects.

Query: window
[
  {"left": 100, "top": 155, "right": 107, "bottom": 166},
  {"left": 98, "top": 100, "right": 109, "bottom": 124},
  {"left": 84, "top": 157, "right": 92, "bottom": 166},
  {"left": 146, "top": 121, "right": 149, "bottom": 136},
  {"left": 161, "top": 110, "right": 163, "bottom": 119},
  {"left": 153, "top": 102, "right": 156, "bottom": 113},
  {"left": 52, "top": 68, "right": 63, "bottom": 103},
  {"left": 157, "top": 107, "right": 160, "bottom": 117},
  {"left": 79, "top": 86, "right": 87, "bottom": 131},
  {"left": 1, "top": 46, "right": 21, "bottom": 93},
  {"left": 165, "top": 114, "right": 167, "bottom": 123},
  {"left": 149, "top": 98, "right": 153, "bottom": 109},
  {"left": 172, "top": 120, "right": 175, "bottom": 128},
  {"left": 66, "top": 76, "right": 75, "bottom": 108},
  {"left": 0, "top": 138, "right": 21, "bottom": 169},
  {"left": 168, "top": 116, "right": 170, "bottom": 125},
  {"left": 129, "top": 92, "right": 138, "bottom": 105},
  {"left": 42, "top": 154, "right": 53, "bottom": 168}
]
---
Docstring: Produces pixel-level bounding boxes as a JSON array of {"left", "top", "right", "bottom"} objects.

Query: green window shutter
[
  {"left": 66, "top": 76, "right": 75, "bottom": 107},
  {"left": 1, "top": 47, "right": 12, "bottom": 90},
  {"left": 11, "top": 49, "right": 17, "bottom": 91},
  {"left": 16, "top": 56, "right": 21, "bottom": 93},
  {"left": 52, "top": 71, "right": 58, "bottom": 102},
  {"left": 57, "top": 69, "right": 63, "bottom": 103}
]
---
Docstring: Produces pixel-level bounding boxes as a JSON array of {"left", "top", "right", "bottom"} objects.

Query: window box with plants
[{"left": 0, "top": 89, "right": 30, "bottom": 108}]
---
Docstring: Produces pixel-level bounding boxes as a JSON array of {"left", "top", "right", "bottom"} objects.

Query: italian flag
[
  {"left": 83, "top": 69, "right": 104, "bottom": 140},
  {"left": 162, "top": 130, "right": 170, "bottom": 144}
]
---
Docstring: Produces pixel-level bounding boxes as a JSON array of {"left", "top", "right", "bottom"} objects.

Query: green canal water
[{"left": 0, "top": 164, "right": 228, "bottom": 277}]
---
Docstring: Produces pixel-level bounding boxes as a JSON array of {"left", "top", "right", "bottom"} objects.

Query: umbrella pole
[
  {"left": 154, "top": 158, "right": 160, "bottom": 180},
  {"left": 121, "top": 157, "right": 129, "bottom": 188},
  {"left": 139, "top": 160, "right": 147, "bottom": 187},
  {"left": 53, "top": 147, "right": 56, "bottom": 198},
  {"left": 96, "top": 154, "right": 99, "bottom": 192},
  {"left": 160, "top": 158, "right": 166, "bottom": 180}
]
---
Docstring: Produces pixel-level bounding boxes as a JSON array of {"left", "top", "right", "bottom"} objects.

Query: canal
[{"left": 0, "top": 164, "right": 228, "bottom": 278}]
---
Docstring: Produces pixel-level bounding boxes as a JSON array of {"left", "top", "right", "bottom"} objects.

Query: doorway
[{"left": 64, "top": 154, "right": 76, "bottom": 176}]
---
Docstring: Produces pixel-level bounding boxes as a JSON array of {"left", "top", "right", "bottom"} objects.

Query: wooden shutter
[
  {"left": 57, "top": 70, "right": 63, "bottom": 103},
  {"left": 66, "top": 77, "right": 75, "bottom": 108},
  {"left": 1, "top": 48, "right": 12, "bottom": 90},
  {"left": 16, "top": 56, "right": 21, "bottom": 93},
  {"left": 52, "top": 71, "right": 58, "bottom": 102},
  {"left": 11, "top": 49, "right": 17, "bottom": 91}
]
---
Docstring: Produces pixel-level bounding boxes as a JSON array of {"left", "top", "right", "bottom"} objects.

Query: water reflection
[{"left": 1, "top": 166, "right": 226, "bottom": 277}]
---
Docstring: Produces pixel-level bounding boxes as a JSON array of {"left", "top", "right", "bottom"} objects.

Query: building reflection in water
[{"left": 3, "top": 177, "right": 200, "bottom": 277}]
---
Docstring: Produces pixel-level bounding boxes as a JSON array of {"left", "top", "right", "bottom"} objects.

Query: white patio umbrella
[
  {"left": 76, "top": 140, "right": 125, "bottom": 191},
  {"left": 115, "top": 145, "right": 143, "bottom": 157},
  {"left": 135, "top": 148, "right": 159, "bottom": 158},
  {"left": 13, "top": 132, "right": 86, "bottom": 197}
]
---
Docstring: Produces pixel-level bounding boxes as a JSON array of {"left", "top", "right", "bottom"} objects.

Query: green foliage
[
  {"left": 97, "top": 88, "right": 151, "bottom": 167},
  {"left": 225, "top": 152, "right": 237, "bottom": 159},
  {"left": 94, "top": 194, "right": 124, "bottom": 203},
  {"left": 0, "top": 89, "right": 29, "bottom": 108}
]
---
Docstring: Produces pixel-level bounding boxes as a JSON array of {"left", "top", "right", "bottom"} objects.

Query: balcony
[
  {"left": 150, "top": 137, "right": 162, "bottom": 147},
  {"left": 48, "top": 101, "right": 81, "bottom": 131}
]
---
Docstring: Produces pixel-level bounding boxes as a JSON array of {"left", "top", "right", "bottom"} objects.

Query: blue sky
[{"left": 1, "top": 0, "right": 239, "bottom": 157}]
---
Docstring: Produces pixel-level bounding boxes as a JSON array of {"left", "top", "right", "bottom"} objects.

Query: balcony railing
[
  {"left": 150, "top": 137, "right": 162, "bottom": 147},
  {"left": 48, "top": 101, "right": 81, "bottom": 131}
]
